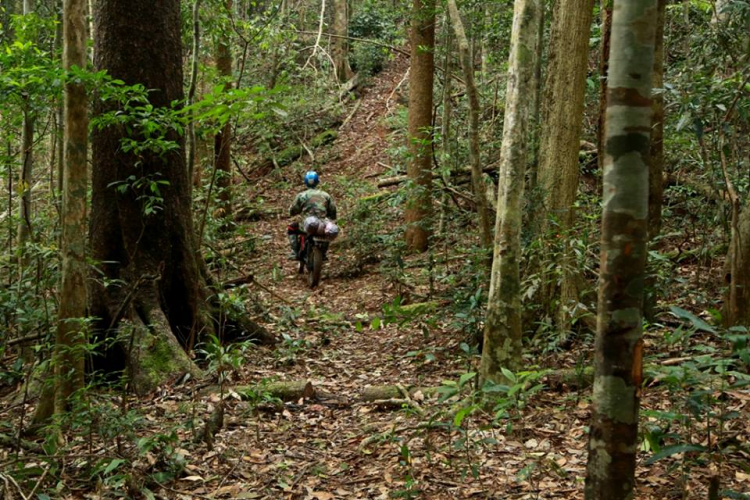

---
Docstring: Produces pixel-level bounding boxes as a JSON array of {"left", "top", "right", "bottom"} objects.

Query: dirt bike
[{"left": 297, "top": 233, "right": 328, "bottom": 288}]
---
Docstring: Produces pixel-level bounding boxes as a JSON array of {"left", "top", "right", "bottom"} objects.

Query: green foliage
[{"left": 639, "top": 306, "right": 750, "bottom": 496}]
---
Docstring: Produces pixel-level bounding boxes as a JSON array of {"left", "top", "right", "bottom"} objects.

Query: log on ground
[{"left": 236, "top": 380, "right": 315, "bottom": 402}]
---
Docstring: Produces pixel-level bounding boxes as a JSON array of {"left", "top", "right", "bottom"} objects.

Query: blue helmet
[{"left": 304, "top": 171, "right": 320, "bottom": 188}]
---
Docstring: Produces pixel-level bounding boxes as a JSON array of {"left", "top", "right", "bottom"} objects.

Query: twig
[
  {"left": 0, "top": 472, "right": 28, "bottom": 500},
  {"left": 250, "top": 277, "right": 293, "bottom": 305},
  {"left": 340, "top": 99, "right": 362, "bottom": 129},
  {"left": 27, "top": 463, "right": 50, "bottom": 499},
  {"left": 7, "top": 331, "right": 45, "bottom": 346},
  {"left": 386, "top": 68, "right": 410, "bottom": 113},
  {"left": 396, "top": 383, "right": 424, "bottom": 415},
  {"left": 213, "top": 452, "right": 245, "bottom": 494},
  {"left": 302, "top": 0, "right": 326, "bottom": 72}
]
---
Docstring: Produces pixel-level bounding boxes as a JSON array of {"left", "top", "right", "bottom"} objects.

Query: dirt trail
[{"left": 215, "top": 56, "right": 472, "bottom": 498}]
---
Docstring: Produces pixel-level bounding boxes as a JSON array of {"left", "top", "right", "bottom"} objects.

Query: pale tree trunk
[
  {"left": 447, "top": 0, "right": 492, "bottom": 251},
  {"left": 186, "top": 0, "right": 202, "bottom": 200},
  {"left": 215, "top": 0, "right": 233, "bottom": 224},
  {"left": 54, "top": 0, "right": 89, "bottom": 415},
  {"left": 331, "top": 0, "right": 352, "bottom": 82},
  {"left": 404, "top": 0, "right": 435, "bottom": 253},
  {"left": 479, "top": 0, "right": 542, "bottom": 384},
  {"left": 18, "top": 102, "right": 34, "bottom": 266},
  {"left": 17, "top": 0, "right": 35, "bottom": 267},
  {"left": 437, "top": 22, "right": 452, "bottom": 236},
  {"left": 535, "top": 0, "right": 595, "bottom": 330},
  {"left": 584, "top": 1, "right": 658, "bottom": 497}
]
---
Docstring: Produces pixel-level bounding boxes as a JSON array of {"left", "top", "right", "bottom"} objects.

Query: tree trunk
[
  {"left": 479, "top": 0, "right": 542, "bottom": 384},
  {"left": 186, "top": 0, "right": 203, "bottom": 200},
  {"left": 648, "top": 0, "right": 666, "bottom": 241},
  {"left": 215, "top": 0, "right": 234, "bottom": 224},
  {"left": 535, "top": 0, "right": 595, "bottom": 330},
  {"left": 724, "top": 199, "right": 750, "bottom": 326},
  {"left": 53, "top": 0, "right": 89, "bottom": 415},
  {"left": 17, "top": 102, "right": 34, "bottom": 266},
  {"left": 404, "top": 0, "right": 435, "bottom": 253},
  {"left": 644, "top": 0, "right": 666, "bottom": 319},
  {"left": 447, "top": 0, "right": 492, "bottom": 251},
  {"left": 17, "top": 0, "right": 34, "bottom": 269},
  {"left": 437, "top": 21, "right": 452, "bottom": 236},
  {"left": 331, "top": 0, "right": 352, "bottom": 82},
  {"left": 597, "top": 1, "right": 612, "bottom": 175},
  {"left": 584, "top": 1, "right": 657, "bottom": 497},
  {"left": 90, "top": 0, "right": 273, "bottom": 395}
]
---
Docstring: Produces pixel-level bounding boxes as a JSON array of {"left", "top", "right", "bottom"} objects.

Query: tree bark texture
[
  {"left": 535, "top": 0, "right": 595, "bottom": 329},
  {"left": 18, "top": 0, "right": 35, "bottom": 264},
  {"left": 479, "top": 0, "right": 542, "bottom": 384},
  {"left": 186, "top": 0, "right": 203, "bottom": 199},
  {"left": 54, "top": 0, "right": 89, "bottom": 415},
  {"left": 90, "top": 0, "right": 237, "bottom": 393},
  {"left": 724, "top": 200, "right": 750, "bottom": 326},
  {"left": 404, "top": 0, "right": 435, "bottom": 253},
  {"left": 648, "top": 0, "right": 666, "bottom": 241},
  {"left": 597, "top": 1, "right": 612, "bottom": 174},
  {"left": 18, "top": 103, "right": 34, "bottom": 265},
  {"left": 215, "top": 0, "right": 234, "bottom": 224},
  {"left": 584, "top": 1, "right": 658, "bottom": 498},
  {"left": 437, "top": 21, "right": 452, "bottom": 236},
  {"left": 447, "top": 0, "right": 492, "bottom": 251},
  {"left": 331, "top": 0, "right": 352, "bottom": 82}
]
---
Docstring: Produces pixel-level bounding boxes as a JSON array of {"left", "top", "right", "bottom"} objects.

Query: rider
[{"left": 287, "top": 171, "right": 337, "bottom": 260}]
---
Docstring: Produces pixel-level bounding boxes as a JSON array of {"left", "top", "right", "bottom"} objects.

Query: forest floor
[
  {"left": 1, "top": 57, "right": 749, "bottom": 500},
  {"left": 175, "top": 56, "right": 749, "bottom": 499}
]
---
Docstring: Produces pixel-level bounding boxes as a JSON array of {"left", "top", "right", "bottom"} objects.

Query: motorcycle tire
[{"left": 308, "top": 245, "right": 323, "bottom": 288}]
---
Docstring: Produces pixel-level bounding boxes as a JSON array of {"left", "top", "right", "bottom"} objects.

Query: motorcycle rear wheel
[{"left": 308, "top": 245, "right": 323, "bottom": 288}]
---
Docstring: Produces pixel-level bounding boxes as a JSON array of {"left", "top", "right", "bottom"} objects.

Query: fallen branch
[
  {"left": 295, "top": 30, "right": 411, "bottom": 57},
  {"left": 378, "top": 163, "right": 499, "bottom": 188}
]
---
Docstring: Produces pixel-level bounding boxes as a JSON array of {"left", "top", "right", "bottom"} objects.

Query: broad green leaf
[
  {"left": 458, "top": 372, "right": 476, "bottom": 388},
  {"left": 669, "top": 306, "right": 716, "bottom": 333},
  {"left": 644, "top": 444, "right": 706, "bottom": 465}
]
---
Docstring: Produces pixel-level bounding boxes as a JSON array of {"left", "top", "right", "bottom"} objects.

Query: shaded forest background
[{"left": 0, "top": 0, "right": 748, "bottom": 498}]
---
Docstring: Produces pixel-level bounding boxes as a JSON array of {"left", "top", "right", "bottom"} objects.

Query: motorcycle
[
  {"left": 291, "top": 216, "right": 339, "bottom": 288},
  {"left": 297, "top": 233, "right": 327, "bottom": 288}
]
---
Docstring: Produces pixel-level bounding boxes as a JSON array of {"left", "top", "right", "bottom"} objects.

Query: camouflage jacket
[{"left": 289, "top": 188, "right": 337, "bottom": 220}]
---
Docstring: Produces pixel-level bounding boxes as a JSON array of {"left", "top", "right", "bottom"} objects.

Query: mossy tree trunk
[
  {"left": 535, "top": 0, "right": 595, "bottom": 330},
  {"left": 480, "top": 0, "right": 542, "bottom": 384},
  {"left": 447, "top": 0, "right": 492, "bottom": 252},
  {"left": 53, "top": 0, "right": 89, "bottom": 415},
  {"left": 89, "top": 0, "right": 274, "bottom": 396},
  {"left": 215, "top": 0, "right": 234, "bottom": 225},
  {"left": 404, "top": 0, "right": 435, "bottom": 253},
  {"left": 584, "top": 1, "right": 658, "bottom": 497}
]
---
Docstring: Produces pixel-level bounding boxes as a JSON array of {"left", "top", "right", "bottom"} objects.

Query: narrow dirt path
[{"left": 214, "top": 56, "right": 471, "bottom": 498}]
